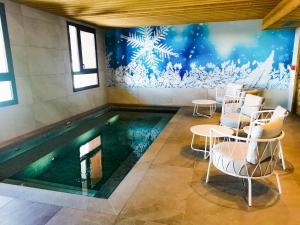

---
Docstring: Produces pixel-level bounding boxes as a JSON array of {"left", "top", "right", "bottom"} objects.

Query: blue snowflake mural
[{"left": 105, "top": 20, "right": 295, "bottom": 89}]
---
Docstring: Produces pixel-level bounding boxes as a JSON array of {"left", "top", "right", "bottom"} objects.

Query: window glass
[
  {"left": 0, "top": 17, "right": 8, "bottom": 73},
  {"left": 67, "top": 22, "right": 99, "bottom": 91},
  {"left": 68, "top": 25, "right": 80, "bottom": 72},
  {"left": 0, "top": 3, "right": 17, "bottom": 107},
  {"left": 73, "top": 73, "right": 98, "bottom": 89},
  {"left": 0, "top": 81, "right": 13, "bottom": 102},
  {"left": 80, "top": 30, "right": 97, "bottom": 69}
]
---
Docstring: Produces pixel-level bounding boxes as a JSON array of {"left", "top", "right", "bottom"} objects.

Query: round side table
[
  {"left": 192, "top": 100, "right": 217, "bottom": 118},
  {"left": 190, "top": 124, "right": 234, "bottom": 158}
]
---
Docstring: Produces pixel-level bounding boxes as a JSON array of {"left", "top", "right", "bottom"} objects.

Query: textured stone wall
[{"left": 0, "top": 0, "right": 107, "bottom": 143}]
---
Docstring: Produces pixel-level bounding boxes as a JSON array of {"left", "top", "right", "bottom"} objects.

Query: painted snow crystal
[
  {"left": 121, "top": 26, "right": 179, "bottom": 70},
  {"left": 106, "top": 22, "right": 294, "bottom": 90},
  {"left": 106, "top": 51, "right": 291, "bottom": 89}
]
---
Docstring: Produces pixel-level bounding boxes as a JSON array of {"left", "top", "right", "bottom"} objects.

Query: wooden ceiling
[
  {"left": 263, "top": 0, "right": 300, "bottom": 30},
  {"left": 11, "top": 0, "right": 300, "bottom": 29}
]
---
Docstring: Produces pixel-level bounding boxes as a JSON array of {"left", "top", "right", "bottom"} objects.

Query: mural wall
[{"left": 105, "top": 20, "right": 295, "bottom": 89}]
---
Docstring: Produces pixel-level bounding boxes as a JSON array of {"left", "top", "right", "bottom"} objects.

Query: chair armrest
[
  {"left": 210, "top": 128, "right": 248, "bottom": 142},
  {"left": 254, "top": 118, "right": 271, "bottom": 124},
  {"left": 210, "top": 128, "right": 284, "bottom": 146},
  {"left": 224, "top": 95, "right": 245, "bottom": 101},
  {"left": 249, "top": 107, "right": 273, "bottom": 121}
]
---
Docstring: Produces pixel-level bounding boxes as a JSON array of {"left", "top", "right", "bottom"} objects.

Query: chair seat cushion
[
  {"left": 212, "top": 142, "right": 273, "bottom": 177},
  {"left": 221, "top": 113, "right": 251, "bottom": 128}
]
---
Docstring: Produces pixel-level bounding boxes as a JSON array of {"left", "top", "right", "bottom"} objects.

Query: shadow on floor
[
  {"left": 276, "top": 160, "right": 294, "bottom": 175},
  {"left": 190, "top": 173, "right": 280, "bottom": 210},
  {"left": 181, "top": 145, "right": 208, "bottom": 161}
]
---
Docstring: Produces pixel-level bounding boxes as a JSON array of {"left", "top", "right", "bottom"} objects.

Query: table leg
[
  {"left": 191, "top": 133, "right": 195, "bottom": 149},
  {"left": 204, "top": 136, "right": 208, "bottom": 159},
  {"left": 193, "top": 104, "right": 214, "bottom": 118},
  {"left": 191, "top": 134, "right": 210, "bottom": 159},
  {"left": 193, "top": 104, "right": 196, "bottom": 116}
]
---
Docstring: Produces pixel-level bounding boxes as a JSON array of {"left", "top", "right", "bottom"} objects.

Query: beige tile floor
[{"left": 1, "top": 107, "right": 300, "bottom": 225}]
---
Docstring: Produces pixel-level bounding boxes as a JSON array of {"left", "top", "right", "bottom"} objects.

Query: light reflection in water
[{"left": 80, "top": 136, "right": 102, "bottom": 191}]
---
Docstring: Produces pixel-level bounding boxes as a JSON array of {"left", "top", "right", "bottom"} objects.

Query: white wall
[
  {"left": 0, "top": 0, "right": 107, "bottom": 143},
  {"left": 288, "top": 27, "right": 300, "bottom": 111},
  {"left": 107, "top": 87, "right": 289, "bottom": 108}
]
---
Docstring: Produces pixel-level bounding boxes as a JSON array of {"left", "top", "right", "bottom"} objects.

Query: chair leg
[
  {"left": 191, "top": 134, "right": 195, "bottom": 149},
  {"left": 204, "top": 136, "right": 208, "bottom": 159},
  {"left": 248, "top": 178, "right": 252, "bottom": 207},
  {"left": 278, "top": 141, "right": 286, "bottom": 170},
  {"left": 206, "top": 160, "right": 212, "bottom": 183},
  {"left": 275, "top": 172, "right": 282, "bottom": 194}
]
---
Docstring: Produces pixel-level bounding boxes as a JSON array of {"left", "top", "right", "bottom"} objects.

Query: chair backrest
[
  {"left": 246, "top": 118, "right": 283, "bottom": 165},
  {"left": 225, "top": 83, "right": 244, "bottom": 97},
  {"left": 270, "top": 105, "right": 288, "bottom": 122},
  {"left": 241, "top": 94, "right": 264, "bottom": 118}
]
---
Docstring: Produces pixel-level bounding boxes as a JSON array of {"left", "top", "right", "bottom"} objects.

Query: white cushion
[
  {"left": 246, "top": 126, "right": 263, "bottom": 164},
  {"left": 212, "top": 142, "right": 274, "bottom": 177},
  {"left": 270, "top": 106, "right": 287, "bottom": 122},
  {"left": 246, "top": 118, "right": 283, "bottom": 164},
  {"left": 221, "top": 113, "right": 251, "bottom": 128},
  {"left": 241, "top": 94, "right": 264, "bottom": 118}
]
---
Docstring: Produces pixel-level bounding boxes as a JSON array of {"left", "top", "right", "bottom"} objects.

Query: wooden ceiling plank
[
  {"left": 262, "top": 0, "right": 300, "bottom": 30},
  {"left": 12, "top": 0, "right": 283, "bottom": 29}
]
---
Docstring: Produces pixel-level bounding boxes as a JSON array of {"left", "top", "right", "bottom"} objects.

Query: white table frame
[
  {"left": 191, "top": 133, "right": 210, "bottom": 159},
  {"left": 192, "top": 100, "right": 217, "bottom": 118}
]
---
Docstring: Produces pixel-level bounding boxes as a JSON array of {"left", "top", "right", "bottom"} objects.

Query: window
[
  {"left": 0, "top": 3, "right": 17, "bottom": 107},
  {"left": 67, "top": 22, "right": 99, "bottom": 92}
]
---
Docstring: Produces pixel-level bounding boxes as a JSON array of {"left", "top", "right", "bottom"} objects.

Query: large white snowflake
[{"left": 121, "top": 27, "right": 179, "bottom": 69}]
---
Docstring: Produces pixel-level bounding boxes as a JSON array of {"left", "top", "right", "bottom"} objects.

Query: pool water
[{"left": 0, "top": 108, "right": 175, "bottom": 198}]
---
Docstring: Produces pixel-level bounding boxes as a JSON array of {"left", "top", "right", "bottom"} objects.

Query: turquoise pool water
[{"left": 0, "top": 108, "right": 175, "bottom": 198}]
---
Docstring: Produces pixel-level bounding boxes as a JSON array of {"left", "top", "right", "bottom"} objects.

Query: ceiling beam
[{"left": 262, "top": 0, "right": 300, "bottom": 30}]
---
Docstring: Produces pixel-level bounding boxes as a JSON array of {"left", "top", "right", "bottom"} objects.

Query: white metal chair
[
  {"left": 220, "top": 94, "right": 264, "bottom": 133},
  {"left": 206, "top": 118, "right": 285, "bottom": 206},
  {"left": 216, "top": 83, "right": 244, "bottom": 105},
  {"left": 247, "top": 106, "right": 289, "bottom": 170}
]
